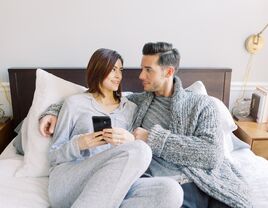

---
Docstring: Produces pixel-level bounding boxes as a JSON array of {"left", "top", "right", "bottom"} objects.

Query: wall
[{"left": 0, "top": 0, "right": 268, "bottom": 115}]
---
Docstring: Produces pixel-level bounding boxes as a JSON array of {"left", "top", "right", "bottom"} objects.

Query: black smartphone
[{"left": 92, "top": 116, "right": 112, "bottom": 132}]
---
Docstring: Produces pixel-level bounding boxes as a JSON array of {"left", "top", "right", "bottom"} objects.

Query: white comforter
[
  {"left": 231, "top": 149, "right": 268, "bottom": 208},
  {"left": 0, "top": 144, "right": 268, "bottom": 207},
  {"left": 0, "top": 144, "right": 49, "bottom": 208}
]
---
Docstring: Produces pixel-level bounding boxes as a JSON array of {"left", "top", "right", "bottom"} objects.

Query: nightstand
[
  {"left": 0, "top": 118, "right": 13, "bottom": 153},
  {"left": 234, "top": 121, "right": 268, "bottom": 159}
]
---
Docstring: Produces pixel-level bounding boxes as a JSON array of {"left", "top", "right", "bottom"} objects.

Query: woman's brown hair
[{"left": 86, "top": 48, "right": 123, "bottom": 101}]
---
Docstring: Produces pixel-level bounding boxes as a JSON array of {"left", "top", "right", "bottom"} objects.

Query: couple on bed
[{"left": 40, "top": 42, "right": 252, "bottom": 208}]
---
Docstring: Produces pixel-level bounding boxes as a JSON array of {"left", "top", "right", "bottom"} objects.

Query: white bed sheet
[
  {"left": 231, "top": 148, "right": 268, "bottom": 208},
  {"left": 0, "top": 143, "right": 268, "bottom": 208},
  {"left": 0, "top": 143, "right": 49, "bottom": 208}
]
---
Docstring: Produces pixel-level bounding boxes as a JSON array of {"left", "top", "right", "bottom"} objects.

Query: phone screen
[{"left": 92, "top": 116, "right": 112, "bottom": 132}]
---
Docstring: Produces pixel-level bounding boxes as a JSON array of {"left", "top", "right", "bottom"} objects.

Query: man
[{"left": 40, "top": 42, "right": 252, "bottom": 208}]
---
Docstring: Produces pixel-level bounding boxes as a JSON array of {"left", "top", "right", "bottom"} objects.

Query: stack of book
[{"left": 250, "top": 86, "right": 268, "bottom": 123}]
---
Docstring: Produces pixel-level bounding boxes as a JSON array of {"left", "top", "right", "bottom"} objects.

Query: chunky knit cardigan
[
  {"left": 42, "top": 77, "right": 252, "bottom": 208},
  {"left": 127, "top": 77, "right": 252, "bottom": 208}
]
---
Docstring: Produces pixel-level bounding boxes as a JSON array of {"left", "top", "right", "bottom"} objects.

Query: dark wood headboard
[{"left": 8, "top": 68, "right": 231, "bottom": 127}]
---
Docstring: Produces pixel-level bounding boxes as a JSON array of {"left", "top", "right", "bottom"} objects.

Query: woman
[{"left": 48, "top": 48, "right": 182, "bottom": 208}]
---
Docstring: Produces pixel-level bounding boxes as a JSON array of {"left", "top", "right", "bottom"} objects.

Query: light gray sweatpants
[{"left": 48, "top": 140, "right": 183, "bottom": 208}]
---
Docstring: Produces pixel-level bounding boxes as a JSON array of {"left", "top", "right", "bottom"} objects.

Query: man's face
[{"left": 139, "top": 55, "right": 166, "bottom": 92}]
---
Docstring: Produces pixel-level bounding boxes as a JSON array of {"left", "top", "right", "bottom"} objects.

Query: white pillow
[
  {"left": 210, "top": 97, "right": 237, "bottom": 133},
  {"left": 210, "top": 97, "right": 237, "bottom": 153},
  {"left": 122, "top": 91, "right": 133, "bottom": 96},
  {"left": 185, "top": 81, "right": 207, "bottom": 95},
  {"left": 186, "top": 81, "right": 236, "bottom": 154},
  {"left": 16, "top": 69, "right": 86, "bottom": 177}
]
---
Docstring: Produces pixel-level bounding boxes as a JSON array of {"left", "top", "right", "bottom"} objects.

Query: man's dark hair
[{"left": 142, "top": 42, "right": 180, "bottom": 73}]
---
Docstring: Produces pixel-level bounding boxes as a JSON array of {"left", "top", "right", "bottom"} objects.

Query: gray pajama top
[{"left": 48, "top": 93, "right": 137, "bottom": 167}]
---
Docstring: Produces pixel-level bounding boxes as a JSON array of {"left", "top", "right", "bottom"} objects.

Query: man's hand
[
  {"left": 103, "top": 128, "right": 135, "bottom": 145},
  {"left": 133, "top": 127, "right": 149, "bottom": 142},
  {"left": 39, "top": 115, "right": 58, "bottom": 137}
]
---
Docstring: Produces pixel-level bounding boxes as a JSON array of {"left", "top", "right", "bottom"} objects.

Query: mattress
[{"left": 0, "top": 142, "right": 268, "bottom": 207}]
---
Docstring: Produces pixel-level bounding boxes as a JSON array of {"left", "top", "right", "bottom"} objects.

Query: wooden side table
[
  {"left": 234, "top": 121, "right": 268, "bottom": 159},
  {"left": 0, "top": 118, "right": 13, "bottom": 153}
]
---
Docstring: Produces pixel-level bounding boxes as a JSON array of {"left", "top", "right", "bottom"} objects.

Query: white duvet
[
  {"left": 231, "top": 149, "right": 268, "bottom": 208},
  {"left": 0, "top": 143, "right": 268, "bottom": 208},
  {"left": 0, "top": 144, "right": 49, "bottom": 208}
]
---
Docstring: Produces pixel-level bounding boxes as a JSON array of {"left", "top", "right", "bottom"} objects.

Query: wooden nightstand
[
  {"left": 234, "top": 121, "right": 268, "bottom": 159},
  {"left": 0, "top": 118, "right": 13, "bottom": 153}
]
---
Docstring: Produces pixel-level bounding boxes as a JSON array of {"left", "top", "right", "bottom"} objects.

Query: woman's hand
[
  {"left": 78, "top": 131, "right": 107, "bottom": 151},
  {"left": 103, "top": 128, "right": 135, "bottom": 145}
]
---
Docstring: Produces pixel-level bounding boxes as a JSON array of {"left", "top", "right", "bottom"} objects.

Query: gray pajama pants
[{"left": 48, "top": 140, "right": 183, "bottom": 208}]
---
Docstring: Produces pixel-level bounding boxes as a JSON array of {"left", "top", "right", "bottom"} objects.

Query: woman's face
[{"left": 101, "top": 59, "right": 123, "bottom": 92}]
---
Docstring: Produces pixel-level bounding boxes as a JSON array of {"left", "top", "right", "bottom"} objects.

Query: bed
[{"left": 0, "top": 67, "right": 267, "bottom": 208}]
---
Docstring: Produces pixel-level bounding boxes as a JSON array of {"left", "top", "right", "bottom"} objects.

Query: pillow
[
  {"left": 231, "top": 133, "right": 250, "bottom": 150},
  {"left": 185, "top": 81, "right": 207, "bottom": 95},
  {"left": 122, "top": 91, "right": 133, "bottom": 96},
  {"left": 13, "top": 120, "right": 24, "bottom": 155},
  {"left": 210, "top": 97, "right": 237, "bottom": 133},
  {"left": 13, "top": 130, "right": 24, "bottom": 155},
  {"left": 16, "top": 69, "right": 86, "bottom": 177},
  {"left": 209, "top": 97, "right": 237, "bottom": 153},
  {"left": 186, "top": 81, "right": 237, "bottom": 154}
]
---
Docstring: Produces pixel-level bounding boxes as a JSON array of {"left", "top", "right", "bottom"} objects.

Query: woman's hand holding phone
[
  {"left": 78, "top": 131, "right": 107, "bottom": 150},
  {"left": 103, "top": 128, "right": 135, "bottom": 145},
  {"left": 78, "top": 116, "right": 134, "bottom": 149}
]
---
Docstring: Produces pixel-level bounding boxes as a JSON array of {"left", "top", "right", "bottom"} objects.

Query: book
[
  {"left": 250, "top": 93, "right": 261, "bottom": 121},
  {"left": 254, "top": 86, "right": 268, "bottom": 123},
  {"left": 257, "top": 86, "right": 268, "bottom": 123}
]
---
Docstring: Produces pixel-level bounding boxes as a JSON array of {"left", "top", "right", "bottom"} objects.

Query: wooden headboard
[{"left": 8, "top": 68, "right": 231, "bottom": 127}]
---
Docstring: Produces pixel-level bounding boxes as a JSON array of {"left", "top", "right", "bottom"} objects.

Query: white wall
[{"left": 0, "top": 0, "right": 268, "bottom": 115}]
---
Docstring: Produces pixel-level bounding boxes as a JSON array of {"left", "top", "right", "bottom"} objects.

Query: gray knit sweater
[
  {"left": 128, "top": 77, "right": 252, "bottom": 208},
  {"left": 41, "top": 77, "right": 252, "bottom": 208}
]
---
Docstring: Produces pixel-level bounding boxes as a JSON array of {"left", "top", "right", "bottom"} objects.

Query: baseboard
[{"left": 231, "top": 82, "right": 268, "bottom": 91}]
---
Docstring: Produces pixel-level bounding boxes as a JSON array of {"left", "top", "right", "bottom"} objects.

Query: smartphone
[{"left": 92, "top": 116, "right": 112, "bottom": 132}]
